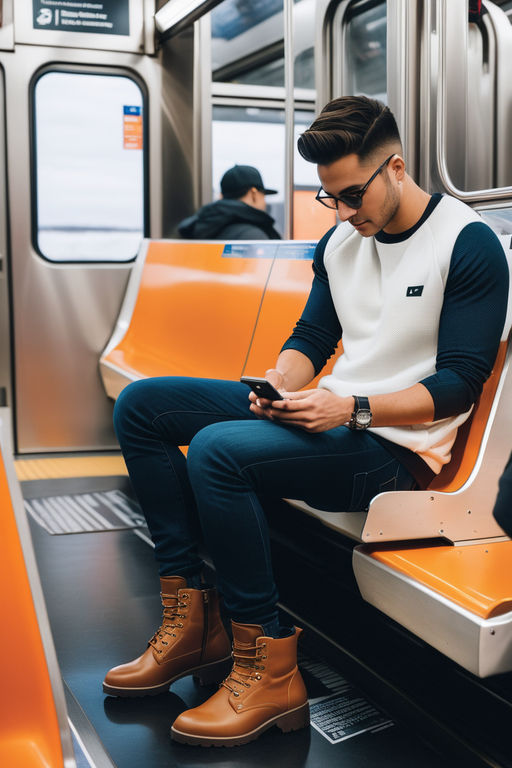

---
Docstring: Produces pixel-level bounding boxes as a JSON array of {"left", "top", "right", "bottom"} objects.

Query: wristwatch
[{"left": 349, "top": 395, "right": 372, "bottom": 430}]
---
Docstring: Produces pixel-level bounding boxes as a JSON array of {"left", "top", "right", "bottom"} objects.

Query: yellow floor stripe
[{"left": 14, "top": 455, "right": 128, "bottom": 481}]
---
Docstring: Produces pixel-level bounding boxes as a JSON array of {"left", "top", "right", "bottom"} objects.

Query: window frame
[
  {"left": 30, "top": 63, "right": 149, "bottom": 265},
  {"left": 434, "top": 0, "right": 512, "bottom": 204},
  {"left": 332, "top": 0, "right": 387, "bottom": 99}
]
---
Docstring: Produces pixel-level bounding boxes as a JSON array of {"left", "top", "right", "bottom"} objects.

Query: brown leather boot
[
  {"left": 103, "top": 576, "right": 231, "bottom": 697},
  {"left": 170, "top": 621, "right": 309, "bottom": 746}
]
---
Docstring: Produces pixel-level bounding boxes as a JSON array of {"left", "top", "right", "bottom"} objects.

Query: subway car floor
[{"left": 18, "top": 457, "right": 494, "bottom": 768}]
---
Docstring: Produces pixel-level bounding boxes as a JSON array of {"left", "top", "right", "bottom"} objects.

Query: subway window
[
  {"left": 211, "top": 0, "right": 284, "bottom": 87},
  {"left": 33, "top": 71, "right": 145, "bottom": 262},
  {"left": 442, "top": 0, "right": 512, "bottom": 194},
  {"left": 212, "top": 105, "right": 285, "bottom": 235},
  {"left": 344, "top": 0, "right": 387, "bottom": 101}
]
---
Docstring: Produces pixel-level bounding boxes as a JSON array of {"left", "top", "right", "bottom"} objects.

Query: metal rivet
[
  {"left": 467, "top": 510, "right": 472, "bottom": 514},
  {"left": 439, "top": 529, "right": 444, "bottom": 534},
  {"left": 490, "top": 629, "right": 496, "bottom": 635}
]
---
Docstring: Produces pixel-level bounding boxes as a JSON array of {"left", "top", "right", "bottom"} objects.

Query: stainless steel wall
[{"left": 2, "top": 26, "right": 194, "bottom": 452}]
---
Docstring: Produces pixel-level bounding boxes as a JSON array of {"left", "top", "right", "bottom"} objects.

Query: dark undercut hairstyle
[{"left": 297, "top": 95, "right": 402, "bottom": 165}]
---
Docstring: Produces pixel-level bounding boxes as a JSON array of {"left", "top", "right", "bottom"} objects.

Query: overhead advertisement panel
[{"left": 32, "top": 0, "right": 130, "bottom": 36}]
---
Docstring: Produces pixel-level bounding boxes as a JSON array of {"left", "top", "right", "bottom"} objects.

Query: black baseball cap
[{"left": 220, "top": 165, "right": 277, "bottom": 198}]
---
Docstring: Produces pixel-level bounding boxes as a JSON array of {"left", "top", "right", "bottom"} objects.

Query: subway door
[{"left": 4, "top": 45, "right": 159, "bottom": 453}]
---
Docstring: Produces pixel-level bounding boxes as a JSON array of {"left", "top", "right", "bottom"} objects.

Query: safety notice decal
[
  {"left": 123, "top": 106, "right": 143, "bottom": 150},
  {"left": 299, "top": 653, "right": 394, "bottom": 744},
  {"left": 33, "top": 0, "right": 130, "bottom": 36}
]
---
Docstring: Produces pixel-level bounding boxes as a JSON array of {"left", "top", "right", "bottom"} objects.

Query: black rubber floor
[{"left": 26, "top": 477, "right": 461, "bottom": 768}]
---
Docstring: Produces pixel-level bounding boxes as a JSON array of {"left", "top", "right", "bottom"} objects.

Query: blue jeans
[{"left": 114, "top": 377, "right": 414, "bottom": 626}]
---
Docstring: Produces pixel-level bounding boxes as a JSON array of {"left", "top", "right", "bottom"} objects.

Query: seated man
[
  {"left": 178, "top": 164, "right": 281, "bottom": 240},
  {"left": 103, "top": 96, "right": 508, "bottom": 747}
]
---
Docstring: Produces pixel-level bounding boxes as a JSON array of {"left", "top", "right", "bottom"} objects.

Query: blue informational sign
[
  {"left": 223, "top": 242, "right": 316, "bottom": 260},
  {"left": 33, "top": 0, "right": 130, "bottom": 36}
]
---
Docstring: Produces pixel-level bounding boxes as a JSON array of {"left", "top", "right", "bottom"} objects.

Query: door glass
[{"left": 33, "top": 71, "right": 145, "bottom": 262}]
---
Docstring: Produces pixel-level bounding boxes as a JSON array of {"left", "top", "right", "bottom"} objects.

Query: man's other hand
[{"left": 252, "top": 387, "right": 354, "bottom": 432}]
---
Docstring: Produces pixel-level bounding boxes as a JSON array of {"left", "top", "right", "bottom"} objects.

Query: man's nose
[{"left": 336, "top": 200, "right": 358, "bottom": 221}]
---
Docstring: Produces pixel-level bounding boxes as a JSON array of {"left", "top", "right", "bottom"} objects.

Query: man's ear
[{"left": 390, "top": 155, "right": 405, "bottom": 182}]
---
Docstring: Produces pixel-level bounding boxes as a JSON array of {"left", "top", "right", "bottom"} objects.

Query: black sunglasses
[{"left": 316, "top": 154, "right": 395, "bottom": 210}]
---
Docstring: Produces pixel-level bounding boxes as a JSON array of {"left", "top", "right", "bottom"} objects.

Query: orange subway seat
[
  {"left": 104, "top": 241, "right": 275, "bottom": 381},
  {"left": 243, "top": 255, "right": 342, "bottom": 382},
  {"left": 428, "top": 341, "right": 507, "bottom": 493},
  {"left": 0, "top": 450, "right": 65, "bottom": 767},
  {"left": 363, "top": 539, "right": 512, "bottom": 619}
]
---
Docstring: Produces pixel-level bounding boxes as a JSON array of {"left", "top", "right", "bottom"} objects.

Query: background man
[
  {"left": 178, "top": 164, "right": 281, "bottom": 239},
  {"left": 104, "top": 96, "right": 508, "bottom": 748}
]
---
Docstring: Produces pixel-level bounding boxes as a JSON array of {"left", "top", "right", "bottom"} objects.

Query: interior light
[{"left": 155, "top": 0, "right": 224, "bottom": 38}]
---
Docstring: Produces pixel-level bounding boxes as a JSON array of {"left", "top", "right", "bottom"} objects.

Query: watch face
[{"left": 356, "top": 410, "right": 372, "bottom": 428}]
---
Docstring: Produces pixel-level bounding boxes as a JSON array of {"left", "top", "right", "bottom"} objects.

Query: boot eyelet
[
  {"left": 182, "top": 593, "right": 189, "bottom": 599},
  {"left": 233, "top": 692, "right": 240, "bottom": 697},
  {"left": 256, "top": 674, "right": 261, "bottom": 680},
  {"left": 260, "top": 665, "right": 265, "bottom": 670},
  {"left": 177, "top": 623, "right": 183, "bottom": 628},
  {"left": 262, "top": 655, "right": 267, "bottom": 659}
]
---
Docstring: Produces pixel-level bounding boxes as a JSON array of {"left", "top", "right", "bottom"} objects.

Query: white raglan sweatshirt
[{"left": 317, "top": 195, "right": 482, "bottom": 474}]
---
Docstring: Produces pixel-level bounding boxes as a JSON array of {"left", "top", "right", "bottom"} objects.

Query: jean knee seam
[
  {"left": 151, "top": 410, "right": 238, "bottom": 430},
  {"left": 247, "top": 492, "right": 274, "bottom": 577}
]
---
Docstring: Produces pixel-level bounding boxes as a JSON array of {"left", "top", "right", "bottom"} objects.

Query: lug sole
[
  {"left": 102, "top": 655, "right": 232, "bottom": 697},
  {"left": 170, "top": 701, "right": 310, "bottom": 747}
]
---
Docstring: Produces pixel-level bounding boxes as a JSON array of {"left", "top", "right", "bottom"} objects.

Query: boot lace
[
  {"left": 149, "top": 591, "right": 189, "bottom": 654},
  {"left": 221, "top": 642, "right": 267, "bottom": 697}
]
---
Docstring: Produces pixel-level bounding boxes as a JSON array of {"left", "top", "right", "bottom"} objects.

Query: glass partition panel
[
  {"left": 212, "top": 105, "right": 285, "bottom": 235},
  {"left": 294, "top": 109, "right": 337, "bottom": 239}
]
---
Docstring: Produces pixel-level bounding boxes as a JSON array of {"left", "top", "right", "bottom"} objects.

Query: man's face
[
  {"left": 252, "top": 189, "right": 267, "bottom": 211},
  {"left": 317, "top": 153, "right": 400, "bottom": 237}
]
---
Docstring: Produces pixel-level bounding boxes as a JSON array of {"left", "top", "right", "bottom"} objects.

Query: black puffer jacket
[{"left": 178, "top": 199, "right": 281, "bottom": 240}]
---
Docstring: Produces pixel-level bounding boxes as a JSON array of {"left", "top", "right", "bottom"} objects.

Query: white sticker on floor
[{"left": 309, "top": 689, "right": 394, "bottom": 744}]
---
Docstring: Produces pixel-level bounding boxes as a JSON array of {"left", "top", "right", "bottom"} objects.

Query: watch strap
[{"left": 349, "top": 395, "right": 371, "bottom": 430}]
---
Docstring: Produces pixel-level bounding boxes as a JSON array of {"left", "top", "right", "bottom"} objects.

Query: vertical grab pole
[{"left": 284, "top": 0, "right": 294, "bottom": 240}]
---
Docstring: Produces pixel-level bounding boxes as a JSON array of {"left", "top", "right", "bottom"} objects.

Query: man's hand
[
  {"left": 248, "top": 369, "right": 286, "bottom": 421},
  {"left": 251, "top": 385, "right": 353, "bottom": 432}
]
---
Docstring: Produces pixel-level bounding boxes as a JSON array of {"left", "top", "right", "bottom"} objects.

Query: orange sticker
[{"left": 123, "top": 106, "right": 143, "bottom": 150}]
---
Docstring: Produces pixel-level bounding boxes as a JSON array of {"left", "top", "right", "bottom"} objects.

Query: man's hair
[{"left": 297, "top": 95, "right": 402, "bottom": 165}]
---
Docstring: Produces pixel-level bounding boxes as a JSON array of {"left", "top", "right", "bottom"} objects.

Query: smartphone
[{"left": 240, "top": 376, "right": 284, "bottom": 401}]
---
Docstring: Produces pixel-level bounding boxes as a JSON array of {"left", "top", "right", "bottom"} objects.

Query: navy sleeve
[
  {"left": 420, "top": 222, "right": 509, "bottom": 419},
  {"left": 280, "top": 226, "right": 342, "bottom": 375}
]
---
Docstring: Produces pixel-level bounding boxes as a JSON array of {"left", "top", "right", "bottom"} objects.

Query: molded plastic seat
[
  {"left": 353, "top": 539, "right": 512, "bottom": 677},
  {"left": 0, "top": 409, "right": 75, "bottom": 767},
  {"left": 100, "top": 238, "right": 339, "bottom": 398}
]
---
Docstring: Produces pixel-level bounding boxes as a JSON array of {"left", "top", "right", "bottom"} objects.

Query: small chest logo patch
[{"left": 406, "top": 285, "right": 424, "bottom": 297}]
